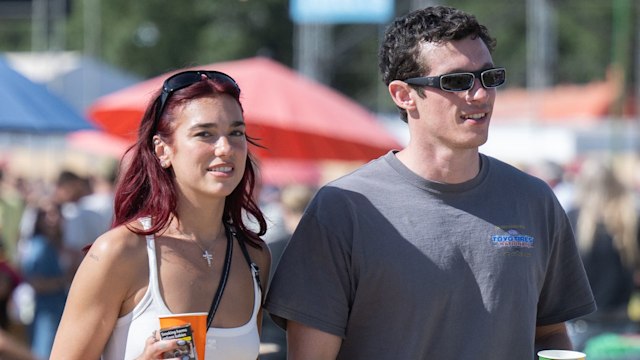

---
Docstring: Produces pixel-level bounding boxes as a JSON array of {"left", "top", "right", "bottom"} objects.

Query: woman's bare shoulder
[{"left": 85, "top": 222, "right": 148, "bottom": 267}]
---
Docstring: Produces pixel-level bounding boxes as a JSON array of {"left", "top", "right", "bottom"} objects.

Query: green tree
[
  {"left": 65, "top": 0, "right": 294, "bottom": 77},
  {"left": 0, "top": 0, "right": 634, "bottom": 113}
]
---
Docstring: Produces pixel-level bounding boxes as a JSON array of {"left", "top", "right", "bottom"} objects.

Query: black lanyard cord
[{"left": 206, "top": 222, "right": 234, "bottom": 329}]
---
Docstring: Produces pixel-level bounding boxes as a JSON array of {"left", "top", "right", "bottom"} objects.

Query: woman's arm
[
  {"left": 255, "top": 240, "right": 272, "bottom": 334},
  {"left": 256, "top": 240, "right": 272, "bottom": 297},
  {"left": 254, "top": 241, "right": 271, "bottom": 360},
  {"left": 50, "top": 227, "right": 141, "bottom": 359}
]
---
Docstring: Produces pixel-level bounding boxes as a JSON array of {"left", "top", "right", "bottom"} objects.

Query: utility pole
[
  {"left": 611, "top": 0, "right": 633, "bottom": 118},
  {"left": 526, "top": 0, "right": 555, "bottom": 89},
  {"left": 83, "top": 0, "right": 102, "bottom": 111},
  {"left": 31, "top": 0, "right": 47, "bottom": 51},
  {"left": 30, "top": 0, "right": 68, "bottom": 51},
  {"left": 294, "top": 23, "right": 332, "bottom": 84},
  {"left": 50, "top": 0, "right": 67, "bottom": 51},
  {"left": 636, "top": 1, "right": 640, "bottom": 125},
  {"left": 292, "top": 0, "right": 393, "bottom": 85}
]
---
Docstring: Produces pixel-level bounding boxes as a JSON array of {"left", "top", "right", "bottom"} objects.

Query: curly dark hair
[{"left": 378, "top": 6, "right": 496, "bottom": 121}]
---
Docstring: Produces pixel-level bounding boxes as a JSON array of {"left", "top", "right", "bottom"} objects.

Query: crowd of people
[
  {"left": 529, "top": 156, "right": 640, "bottom": 353},
  {"left": 0, "top": 165, "right": 116, "bottom": 358},
  {"left": 0, "top": 4, "right": 637, "bottom": 359}
]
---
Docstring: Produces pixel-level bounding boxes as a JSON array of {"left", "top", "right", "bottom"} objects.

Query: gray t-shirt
[{"left": 265, "top": 151, "right": 595, "bottom": 359}]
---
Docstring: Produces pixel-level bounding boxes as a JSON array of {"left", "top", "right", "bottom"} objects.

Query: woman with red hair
[{"left": 51, "top": 70, "right": 270, "bottom": 360}]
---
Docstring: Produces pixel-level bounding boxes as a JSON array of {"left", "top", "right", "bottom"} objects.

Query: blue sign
[{"left": 290, "top": 0, "right": 394, "bottom": 24}]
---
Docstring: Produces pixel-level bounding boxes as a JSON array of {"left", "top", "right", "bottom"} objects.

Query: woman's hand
[{"left": 135, "top": 331, "right": 191, "bottom": 360}]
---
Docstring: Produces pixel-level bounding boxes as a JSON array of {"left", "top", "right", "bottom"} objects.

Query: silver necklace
[
  {"left": 194, "top": 241, "right": 214, "bottom": 267},
  {"left": 192, "top": 226, "right": 223, "bottom": 267}
]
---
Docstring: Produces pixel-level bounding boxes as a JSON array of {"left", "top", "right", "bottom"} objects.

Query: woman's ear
[
  {"left": 388, "top": 80, "right": 417, "bottom": 111},
  {"left": 153, "top": 136, "right": 171, "bottom": 168}
]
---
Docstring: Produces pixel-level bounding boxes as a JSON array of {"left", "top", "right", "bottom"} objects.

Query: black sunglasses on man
[{"left": 404, "top": 67, "right": 506, "bottom": 92}]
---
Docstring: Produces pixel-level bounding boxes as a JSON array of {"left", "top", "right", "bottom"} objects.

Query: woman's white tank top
[{"left": 101, "top": 218, "right": 261, "bottom": 360}]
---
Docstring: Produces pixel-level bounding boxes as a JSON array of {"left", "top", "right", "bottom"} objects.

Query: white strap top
[{"left": 102, "top": 218, "right": 261, "bottom": 360}]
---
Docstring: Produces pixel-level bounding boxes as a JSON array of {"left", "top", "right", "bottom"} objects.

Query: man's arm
[
  {"left": 535, "top": 322, "right": 573, "bottom": 353},
  {"left": 287, "top": 320, "right": 342, "bottom": 360}
]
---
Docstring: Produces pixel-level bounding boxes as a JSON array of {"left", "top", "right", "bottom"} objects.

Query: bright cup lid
[
  {"left": 158, "top": 312, "right": 208, "bottom": 318},
  {"left": 538, "top": 349, "right": 586, "bottom": 359}
]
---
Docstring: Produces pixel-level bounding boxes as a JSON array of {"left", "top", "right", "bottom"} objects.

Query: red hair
[{"left": 112, "top": 75, "right": 266, "bottom": 246}]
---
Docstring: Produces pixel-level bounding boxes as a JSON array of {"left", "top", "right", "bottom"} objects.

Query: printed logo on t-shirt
[{"left": 491, "top": 226, "right": 534, "bottom": 257}]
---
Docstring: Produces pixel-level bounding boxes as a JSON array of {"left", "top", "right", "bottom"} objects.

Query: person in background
[
  {"left": 50, "top": 69, "right": 270, "bottom": 360},
  {"left": 0, "top": 168, "right": 26, "bottom": 264},
  {"left": 267, "top": 184, "right": 316, "bottom": 273},
  {"left": 20, "top": 202, "right": 67, "bottom": 359},
  {"left": 0, "top": 327, "right": 37, "bottom": 360},
  {"left": 566, "top": 155, "right": 640, "bottom": 350},
  {"left": 527, "top": 159, "right": 575, "bottom": 211},
  {"left": 261, "top": 184, "right": 316, "bottom": 360},
  {"left": 82, "top": 162, "right": 118, "bottom": 231},
  {"left": 0, "top": 235, "right": 21, "bottom": 331},
  {"left": 50, "top": 170, "right": 92, "bottom": 278},
  {"left": 265, "top": 6, "right": 595, "bottom": 359}
]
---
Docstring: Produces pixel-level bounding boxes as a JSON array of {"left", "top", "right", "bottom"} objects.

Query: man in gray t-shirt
[{"left": 265, "top": 5, "right": 595, "bottom": 359}]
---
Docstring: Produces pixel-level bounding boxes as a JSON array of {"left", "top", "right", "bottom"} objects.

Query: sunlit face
[
  {"left": 411, "top": 36, "right": 497, "bottom": 150},
  {"left": 161, "top": 95, "right": 247, "bottom": 202}
]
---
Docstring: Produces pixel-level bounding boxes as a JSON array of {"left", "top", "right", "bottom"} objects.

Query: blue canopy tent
[{"left": 0, "top": 57, "right": 94, "bottom": 133}]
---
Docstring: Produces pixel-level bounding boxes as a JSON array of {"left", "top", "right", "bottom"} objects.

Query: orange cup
[{"left": 159, "top": 312, "right": 208, "bottom": 360}]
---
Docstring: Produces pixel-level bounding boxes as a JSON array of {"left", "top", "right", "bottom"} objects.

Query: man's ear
[{"left": 388, "top": 80, "right": 417, "bottom": 111}]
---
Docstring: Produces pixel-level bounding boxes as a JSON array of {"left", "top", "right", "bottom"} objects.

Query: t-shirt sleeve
[
  {"left": 265, "top": 187, "right": 354, "bottom": 338},
  {"left": 536, "top": 202, "right": 596, "bottom": 325}
]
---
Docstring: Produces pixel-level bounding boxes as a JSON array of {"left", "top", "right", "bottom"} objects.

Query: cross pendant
[{"left": 202, "top": 250, "right": 213, "bottom": 267}]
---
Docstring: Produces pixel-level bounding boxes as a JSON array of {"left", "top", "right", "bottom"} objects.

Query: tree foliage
[
  {"left": 0, "top": 0, "right": 634, "bottom": 113},
  {"left": 64, "top": 0, "right": 294, "bottom": 77}
]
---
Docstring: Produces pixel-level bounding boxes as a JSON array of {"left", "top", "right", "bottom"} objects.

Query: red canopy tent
[
  {"left": 87, "top": 57, "right": 399, "bottom": 162},
  {"left": 66, "top": 130, "right": 131, "bottom": 158}
]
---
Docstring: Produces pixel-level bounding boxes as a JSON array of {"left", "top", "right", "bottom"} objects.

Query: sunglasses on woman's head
[
  {"left": 156, "top": 70, "right": 239, "bottom": 119},
  {"left": 403, "top": 67, "right": 506, "bottom": 92}
]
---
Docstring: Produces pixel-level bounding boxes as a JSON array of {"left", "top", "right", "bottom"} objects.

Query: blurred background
[
  {"left": 0, "top": 0, "right": 639, "bottom": 171},
  {"left": 1, "top": 0, "right": 640, "bottom": 359}
]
